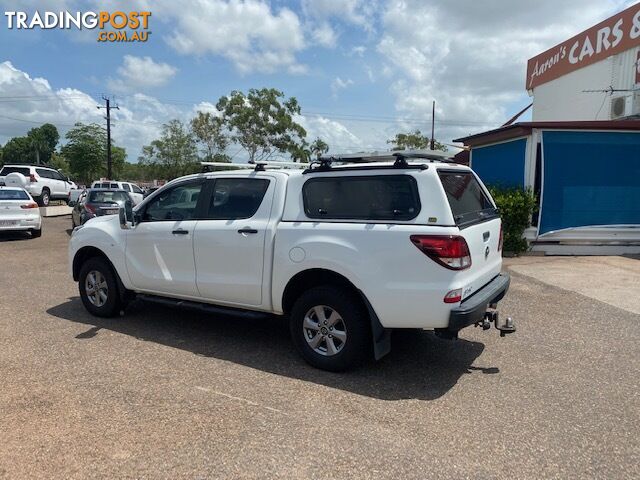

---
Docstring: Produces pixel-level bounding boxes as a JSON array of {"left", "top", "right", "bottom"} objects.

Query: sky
[{"left": 0, "top": 0, "right": 637, "bottom": 162}]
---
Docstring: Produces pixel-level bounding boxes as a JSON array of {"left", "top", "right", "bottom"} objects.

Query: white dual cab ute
[
  {"left": 90, "top": 181, "right": 144, "bottom": 205},
  {"left": 69, "top": 152, "right": 515, "bottom": 371},
  {"left": 0, "top": 165, "right": 77, "bottom": 206}
]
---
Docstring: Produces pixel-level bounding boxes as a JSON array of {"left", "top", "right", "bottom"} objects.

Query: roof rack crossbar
[{"left": 200, "top": 161, "right": 309, "bottom": 173}]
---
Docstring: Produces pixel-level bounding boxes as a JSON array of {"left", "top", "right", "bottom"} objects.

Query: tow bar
[{"left": 477, "top": 305, "right": 516, "bottom": 337}]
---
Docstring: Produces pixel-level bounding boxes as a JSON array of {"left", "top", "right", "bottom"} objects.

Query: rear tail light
[
  {"left": 410, "top": 235, "right": 472, "bottom": 270},
  {"left": 29, "top": 173, "right": 37, "bottom": 183},
  {"left": 498, "top": 223, "right": 504, "bottom": 251},
  {"left": 443, "top": 288, "right": 463, "bottom": 303},
  {"left": 85, "top": 204, "right": 96, "bottom": 214},
  {"left": 20, "top": 202, "right": 39, "bottom": 209}
]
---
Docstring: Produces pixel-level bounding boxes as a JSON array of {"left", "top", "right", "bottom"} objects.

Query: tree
[
  {"left": 191, "top": 111, "right": 230, "bottom": 162},
  {"left": 111, "top": 146, "right": 127, "bottom": 179},
  {"left": 216, "top": 88, "right": 307, "bottom": 163},
  {"left": 49, "top": 153, "right": 70, "bottom": 177},
  {"left": 61, "top": 123, "right": 108, "bottom": 184},
  {"left": 310, "top": 138, "right": 329, "bottom": 159},
  {"left": 27, "top": 124, "right": 59, "bottom": 165},
  {"left": 387, "top": 130, "right": 447, "bottom": 152},
  {"left": 139, "top": 119, "right": 199, "bottom": 179},
  {"left": 2, "top": 136, "right": 33, "bottom": 164}
]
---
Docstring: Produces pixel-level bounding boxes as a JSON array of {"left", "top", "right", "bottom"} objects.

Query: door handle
[
  {"left": 237, "top": 228, "right": 258, "bottom": 234},
  {"left": 172, "top": 229, "right": 189, "bottom": 235}
]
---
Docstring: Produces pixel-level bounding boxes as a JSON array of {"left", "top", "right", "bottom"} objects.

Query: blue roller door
[
  {"left": 471, "top": 138, "right": 527, "bottom": 187},
  {"left": 539, "top": 131, "right": 640, "bottom": 235}
]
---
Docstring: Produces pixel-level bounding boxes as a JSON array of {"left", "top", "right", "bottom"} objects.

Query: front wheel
[
  {"left": 78, "top": 257, "right": 122, "bottom": 317},
  {"left": 289, "top": 286, "right": 370, "bottom": 372}
]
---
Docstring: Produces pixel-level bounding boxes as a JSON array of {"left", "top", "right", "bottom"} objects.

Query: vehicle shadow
[
  {"left": 47, "top": 297, "right": 493, "bottom": 401},
  {"left": 0, "top": 231, "right": 33, "bottom": 242}
]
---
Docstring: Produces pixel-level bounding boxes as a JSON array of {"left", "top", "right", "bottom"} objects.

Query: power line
[{"left": 97, "top": 96, "right": 119, "bottom": 179}]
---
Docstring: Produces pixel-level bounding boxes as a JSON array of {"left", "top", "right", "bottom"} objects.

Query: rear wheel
[
  {"left": 290, "top": 286, "right": 370, "bottom": 371},
  {"left": 38, "top": 188, "right": 50, "bottom": 207},
  {"left": 78, "top": 257, "right": 122, "bottom": 317}
]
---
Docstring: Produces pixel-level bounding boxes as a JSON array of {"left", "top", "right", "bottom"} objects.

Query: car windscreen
[
  {"left": 0, "top": 190, "right": 29, "bottom": 200},
  {"left": 302, "top": 175, "right": 420, "bottom": 221},
  {"left": 438, "top": 170, "right": 498, "bottom": 227},
  {"left": 0, "top": 167, "right": 30, "bottom": 176},
  {"left": 88, "top": 191, "right": 129, "bottom": 203}
]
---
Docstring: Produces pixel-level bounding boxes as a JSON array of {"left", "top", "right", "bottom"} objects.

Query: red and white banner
[{"left": 526, "top": 3, "right": 640, "bottom": 89}]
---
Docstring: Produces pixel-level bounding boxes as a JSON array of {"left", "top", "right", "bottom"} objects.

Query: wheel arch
[
  {"left": 281, "top": 268, "right": 391, "bottom": 361},
  {"left": 72, "top": 246, "right": 115, "bottom": 281}
]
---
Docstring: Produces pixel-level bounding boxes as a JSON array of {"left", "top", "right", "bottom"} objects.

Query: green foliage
[
  {"left": 2, "top": 136, "right": 33, "bottom": 164},
  {"left": 28, "top": 123, "right": 59, "bottom": 164},
  {"left": 61, "top": 123, "right": 108, "bottom": 184},
  {"left": 48, "top": 152, "right": 70, "bottom": 177},
  {"left": 216, "top": 88, "right": 306, "bottom": 162},
  {"left": 388, "top": 130, "right": 447, "bottom": 152},
  {"left": 310, "top": 138, "right": 329, "bottom": 159},
  {"left": 139, "top": 119, "right": 199, "bottom": 179},
  {"left": 191, "top": 111, "right": 229, "bottom": 161},
  {"left": 488, "top": 186, "right": 537, "bottom": 254}
]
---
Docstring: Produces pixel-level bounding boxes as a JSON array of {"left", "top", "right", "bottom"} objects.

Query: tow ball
[{"left": 476, "top": 309, "right": 516, "bottom": 337}]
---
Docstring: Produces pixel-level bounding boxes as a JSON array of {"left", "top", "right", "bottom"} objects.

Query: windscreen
[
  {"left": 89, "top": 191, "right": 129, "bottom": 203},
  {"left": 0, "top": 190, "right": 29, "bottom": 200},
  {"left": 438, "top": 170, "right": 497, "bottom": 226}
]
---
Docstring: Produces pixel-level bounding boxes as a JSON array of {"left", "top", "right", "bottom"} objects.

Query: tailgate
[
  {"left": 437, "top": 169, "right": 502, "bottom": 300},
  {"left": 458, "top": 217, "right": 502, "bottom": 299}
]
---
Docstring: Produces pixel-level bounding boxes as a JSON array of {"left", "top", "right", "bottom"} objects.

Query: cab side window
[
  {"left": 122, "top": 184, "right": 131, "bottom": 192},
  {"left": 143, "top": 182, "right": 203, "bottom": 221},
  {"left": 206, "top": 178, "right": 269, "bottom": 220}
]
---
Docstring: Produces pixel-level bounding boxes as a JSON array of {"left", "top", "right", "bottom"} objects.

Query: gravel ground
[{"left": 0, "top": 216, "right": 638, "bottom": 479}]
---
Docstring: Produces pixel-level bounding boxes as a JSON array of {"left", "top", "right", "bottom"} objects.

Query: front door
[
  {"left": 126, "top": 180, "right": 205, "bottom": 297},
  {"left": 193, "top": 177, "right": 273, "bottom": 306}
]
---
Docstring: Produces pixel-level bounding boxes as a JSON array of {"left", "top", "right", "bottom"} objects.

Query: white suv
[
  {"left": 69, "top": 154, "right": 514, "bottom": 371},
  {"left": 91, "top": 181, "right": 144, "bottom": 205},
  {"left": 0, "top": 165, "right": 76, "bottom": 206}
]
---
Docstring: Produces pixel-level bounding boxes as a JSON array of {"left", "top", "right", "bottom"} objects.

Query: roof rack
[{"left": 200, "top": 160, "right": 309, "bottom": 172}]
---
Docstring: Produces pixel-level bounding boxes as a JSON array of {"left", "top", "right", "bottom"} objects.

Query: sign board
[
  {"left": 636, "top": 50, "right": 640, "bottom": 84},
  {"left": 526, "top": 4, "right": 640, "bottom": 90}
]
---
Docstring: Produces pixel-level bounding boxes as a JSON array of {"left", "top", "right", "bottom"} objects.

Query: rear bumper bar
[{"left": 447, "top": 273, "right": 510, "bottom": 332}]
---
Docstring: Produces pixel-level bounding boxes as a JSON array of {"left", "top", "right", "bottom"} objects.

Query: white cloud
[
  {"left": 295, "top": 114, "right": 365, "bottom": 153},
  {"left": 147, "top": 0, "right": 306, "bottom": 74},
  {"left": 331, "top": 76, "right": 354, "bottom": 97},
  {"left": 302, "top": 0, "right": 376, "bottom": 31},
  {"left": 377, "top": 0, "right": 631, "bottom": 142},
  {"left": 0, "top": 61, "right": 101, "bottom": 140},
  {"left": 311, "top": 22, "right": 337, "bottom": 48},
  {"left": 107, "top": 55, "right": 177, "bottom": 94}
]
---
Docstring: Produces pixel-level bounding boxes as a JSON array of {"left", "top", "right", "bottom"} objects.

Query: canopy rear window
[
  {"left": 438, "top": 170, "right": 497, "bottom": 227},
  {"left": 303, "top": 175, "right": 420, "bottom": 221}
]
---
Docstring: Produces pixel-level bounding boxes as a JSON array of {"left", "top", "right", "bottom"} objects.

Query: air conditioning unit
[
  {"left": 610, "top": 96, "right": 627, "bottom": 119},
  {"left": 633, "top": 92, "right": 640, "bottom": 116}
]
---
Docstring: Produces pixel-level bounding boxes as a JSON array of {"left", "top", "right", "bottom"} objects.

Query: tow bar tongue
[{"left": 480, "top": 310, "right": 516, "bottom": 337}]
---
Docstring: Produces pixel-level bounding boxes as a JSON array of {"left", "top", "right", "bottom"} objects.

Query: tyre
[
  {"left": 78, "top": 257, "right": 122, "bottom": 317},
  {"left": 31, "top": 227, "right": 42, "bottom": 238},
  {"left": 38, "top": 189, "right": 50, "bottom": 207},
  {"left": 289, "top": 286, "right": 370, "bottom": 372}
]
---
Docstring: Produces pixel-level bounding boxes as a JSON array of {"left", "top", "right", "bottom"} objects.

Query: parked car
[
  {"left": 70, "top": 189, "right": 131, "bottom": 228},
  {"left": 69, "top": 156, "right": 513, "bottom": 371},
  {"left": 0, "top": 186, "right": 42, "bottom": 237},
  {"left": 68, "top": 188, "right": 84, "bottom": 206},
  {"left": 90, "top": 181, "right": 144, "bottom": 205},
  {"left": 0, "top": 165, "right": 76, "bottom": 206}
]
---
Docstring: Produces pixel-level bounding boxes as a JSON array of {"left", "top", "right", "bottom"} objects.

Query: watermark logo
[{"left": 4, "top": 11, "right": 152, "bottom": 43}]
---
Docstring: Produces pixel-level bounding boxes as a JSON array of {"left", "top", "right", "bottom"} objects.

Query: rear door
[
  {"left": 193, "top": 176, "right": 274, "bottom": 306},
  {"left": 438, "top": 169, "right": 502, "bottom": 300}
]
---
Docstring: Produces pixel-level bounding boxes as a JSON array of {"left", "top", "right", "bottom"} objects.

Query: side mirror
[{"left": 119, "top": 200, "right": 136, "bottom": 229}]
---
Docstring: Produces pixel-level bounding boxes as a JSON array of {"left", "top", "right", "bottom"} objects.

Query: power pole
[
  {"left": 98, "top": 96, "right": 119, "bottom": 179},
  {"left": 430, "top": 100, "right": 435, "bottom": 151}
]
